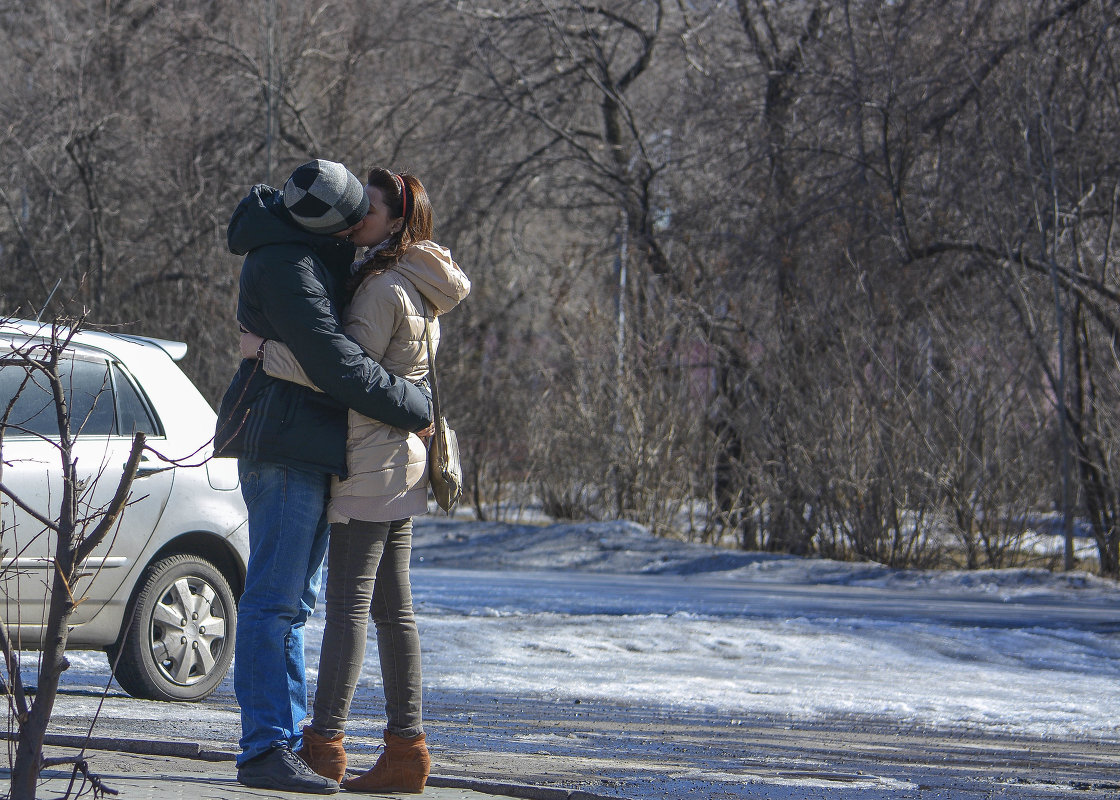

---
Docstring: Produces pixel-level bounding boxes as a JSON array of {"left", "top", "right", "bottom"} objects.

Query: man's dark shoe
[{"left": 237, "top": 743, "right": 340, "bottom": 794}]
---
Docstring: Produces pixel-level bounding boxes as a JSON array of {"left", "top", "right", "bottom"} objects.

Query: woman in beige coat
[{"left": 241, "top": 167, "right": 469, "bottom": 794}]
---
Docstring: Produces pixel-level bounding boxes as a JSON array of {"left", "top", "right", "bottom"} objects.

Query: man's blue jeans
[{"left": 235, "top": 460, "right": 331, "bottom": 765}]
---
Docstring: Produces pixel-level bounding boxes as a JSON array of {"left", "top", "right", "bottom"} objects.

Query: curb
[
  {"left": 0, "top": 732, "right": 236, "bottom": 762},
  {"left": 10, "top": 734, "right": 624, "bottom": 800},
  {"left": 428, "top": 775, "right": 620, "bottom": 800}
]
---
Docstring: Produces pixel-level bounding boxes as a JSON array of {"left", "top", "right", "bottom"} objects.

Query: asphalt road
[{"left": 35, "top": 684, "right": 1120, "bottom": 799}]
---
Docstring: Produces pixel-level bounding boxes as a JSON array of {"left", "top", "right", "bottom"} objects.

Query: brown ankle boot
[
  {"left": 296, "top": 725, "right": 347, "bottom": 783},
  {"left": 341, "top": 731, "right": 430, "bottom": 793}
]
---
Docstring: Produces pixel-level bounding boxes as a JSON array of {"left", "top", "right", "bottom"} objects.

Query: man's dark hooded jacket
[{"left": 215, "top": 184, "right": 432, "bottom": 476}]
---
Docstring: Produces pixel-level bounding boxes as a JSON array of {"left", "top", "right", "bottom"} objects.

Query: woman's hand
[
  {"left": 240, "top": 330, "right": 265, "bottom": 360},
  {"left": 416, "top": 423, "right": 435, "bottom": 443}
]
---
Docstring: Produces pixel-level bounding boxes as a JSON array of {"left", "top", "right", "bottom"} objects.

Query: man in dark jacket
[{"left": 215, "top": 159, "right": 432, "bottom": 794}]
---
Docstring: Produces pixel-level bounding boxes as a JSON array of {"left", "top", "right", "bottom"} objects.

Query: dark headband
[{"left": 394, "top": 173, "right": 409, "bottom": 223}]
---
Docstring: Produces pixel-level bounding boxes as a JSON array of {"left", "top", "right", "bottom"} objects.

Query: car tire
[{"left": 108, "top": 554, "right": 236, "bottom": 702}]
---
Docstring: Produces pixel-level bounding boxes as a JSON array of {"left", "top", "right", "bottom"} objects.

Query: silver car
[{"left": 0, "top": 319, "right": 248, "bottom": 702}]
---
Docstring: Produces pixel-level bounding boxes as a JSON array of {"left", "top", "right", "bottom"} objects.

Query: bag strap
[{"left": 423, "top": 306, "right": 442, "bottom": 423}]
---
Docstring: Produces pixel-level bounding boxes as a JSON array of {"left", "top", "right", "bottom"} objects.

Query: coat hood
[
  {"left": 393, "top": 240, "right": 471, "bottom": 316},
  {"left": 227, "top": 184, "right": 337, "bottom": 256}
]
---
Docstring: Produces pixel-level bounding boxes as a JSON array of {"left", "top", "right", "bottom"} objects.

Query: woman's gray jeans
[{"left": 311, "top": 518, "right": 423, "bottom": 739}]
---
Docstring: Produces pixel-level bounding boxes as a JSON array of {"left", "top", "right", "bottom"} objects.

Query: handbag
[{"left": 424, "top": 312, "right": 463, "bottom": 512}]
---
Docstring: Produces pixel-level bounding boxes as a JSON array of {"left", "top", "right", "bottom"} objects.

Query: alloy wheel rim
[{"left": 148, "top": 576, "right": 228, "bottom": 686}]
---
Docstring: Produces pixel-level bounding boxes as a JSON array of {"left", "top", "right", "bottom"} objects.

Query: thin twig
[
  {"left": 0, "top": 616, "right": 29, "bottom": 722},
  {"left": 0, "top": 482, "right": 61, "bottom": 534},
  {"left": 63, "top": 756, "right": 121, "bottom": 798}
]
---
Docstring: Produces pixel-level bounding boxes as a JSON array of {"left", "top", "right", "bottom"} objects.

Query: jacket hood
[
  {"left": 393, "top": 241, "right": 471, "bottom": 315},
  {"left": 228, "top": 184, "right": 332, "bottom": 256}
]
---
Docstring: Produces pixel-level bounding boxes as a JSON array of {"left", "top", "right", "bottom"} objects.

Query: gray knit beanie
[{"left": 282, "top": 159, "right": 370, "bottom": 235}]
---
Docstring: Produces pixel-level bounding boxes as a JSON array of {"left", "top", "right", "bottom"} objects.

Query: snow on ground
[
  {"left": 410, "top": 516, "right": 1117, "bottom": 594},
  {"left": 355, "top": 517, "right": 1120, "bottom": 742}
]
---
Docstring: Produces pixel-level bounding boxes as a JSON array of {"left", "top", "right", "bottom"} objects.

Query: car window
[
  {"left": 0, "top": 361, "right": 56, "bottom": 436},
  {"left": 0, "top": 356, "right": 117, "bottom": 437},
  {"left": 68, "top": 359, "right": 117, "bottom": 435},
  {"left": 112, "top": 364, "right": 160, "bottom": 436}
]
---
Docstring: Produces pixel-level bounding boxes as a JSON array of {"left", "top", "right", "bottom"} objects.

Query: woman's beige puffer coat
[{"left": 262, "top": 240, "right": 470, "bottom": 522}]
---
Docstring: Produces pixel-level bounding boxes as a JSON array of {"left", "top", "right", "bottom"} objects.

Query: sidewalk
[{"left": 17, "top": 737, "right": 619, "bottom": 800}]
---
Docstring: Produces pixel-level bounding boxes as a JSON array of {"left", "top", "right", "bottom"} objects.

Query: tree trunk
[{"left": 9, "top": 565, "right": 76, "bottom": 800}]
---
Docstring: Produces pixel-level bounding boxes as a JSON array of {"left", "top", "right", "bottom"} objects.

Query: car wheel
[{"left": 108, "top": 554, "right": 236, "bottom": 702}]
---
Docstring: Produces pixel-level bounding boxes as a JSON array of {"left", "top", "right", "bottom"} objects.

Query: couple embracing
[{"left": 215, "top": 159, "right": 470, "bottom": 794}]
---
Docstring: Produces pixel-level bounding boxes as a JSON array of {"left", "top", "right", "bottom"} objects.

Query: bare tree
[
  {"left": 2, "top": 1, "right": 1119, "bottom": 574},
  {"left": 0, "top": 318, "right": 144, "bottom": 799}
]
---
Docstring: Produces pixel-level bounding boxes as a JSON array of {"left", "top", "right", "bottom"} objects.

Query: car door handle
[{"left": 133, "top": 459, "right": 172, "bottom": 478}]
